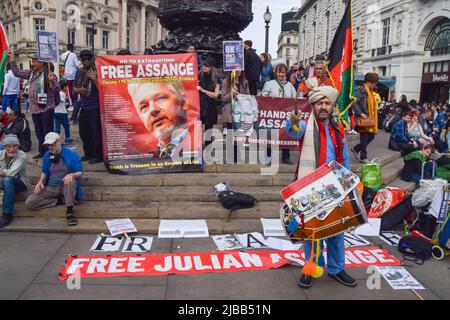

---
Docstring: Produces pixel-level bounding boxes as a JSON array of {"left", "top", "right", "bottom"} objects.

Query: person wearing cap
[
  {"left": 25, "top": 132, "right": 83, "bottom": 227},
  {"left": 7, "top": 49, "right": 59, "bottom": 160},
  {"left": 0, "top": 134, "right": 31, "bottom": 228},
  {"left": 1, "top": 108, "right": 32, "bottom": 152},
  {"left": 285, "top": 85, "right": 356, "bottom": 290},
  {"left": 74, "top": 49, "right": 103, "bottom": 164},
  {"left": 197, "top": 57, "right": 220, "bottom": 136}
]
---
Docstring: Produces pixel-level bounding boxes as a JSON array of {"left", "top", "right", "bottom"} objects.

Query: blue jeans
[
  {"left": 1, "top": 176, "right": 27, "bottom": 214},
  {"left": 303, "top": 233, "right": 345, "bottom": 276},
  {"left": 2, "top": 94, "right": 18, "bottom": 112},
  {"left": 54, "top": 113, "right": 72, "bottom": 141},
  {"left": 70, "top": 99, "right": 80, "bottom": 122}
]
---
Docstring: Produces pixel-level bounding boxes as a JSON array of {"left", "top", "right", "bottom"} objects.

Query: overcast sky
[{"left": 240, "top": 0, "right": 301, "bottom": 56}]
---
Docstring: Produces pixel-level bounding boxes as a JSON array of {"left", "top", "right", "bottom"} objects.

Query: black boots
[{"left": 0, "top": 213, "right": 13, "bottom": 229}]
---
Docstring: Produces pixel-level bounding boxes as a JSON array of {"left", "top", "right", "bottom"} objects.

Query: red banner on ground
[
  {"left": 96, "top": 53, "right": 203, "bottom": 175},
  {"left": 59, "top": 247, "right": 400, "bottom": 280}
]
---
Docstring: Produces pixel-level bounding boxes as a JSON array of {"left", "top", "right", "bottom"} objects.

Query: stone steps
[
  {"left": 11, "top": 201, "right": 282, "bottom": 220},
  {"left": 3, "top": 217, "right": 264, "bottom": 235}
]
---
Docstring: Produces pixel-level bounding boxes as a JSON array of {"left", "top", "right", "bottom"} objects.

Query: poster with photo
[{"left": 96, "top": 53, "right": 203, "bottom": 174}]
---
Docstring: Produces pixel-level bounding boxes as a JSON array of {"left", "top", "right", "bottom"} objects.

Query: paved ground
[{"left": 1, "top": 231, "right": 449, "bottom": 300}]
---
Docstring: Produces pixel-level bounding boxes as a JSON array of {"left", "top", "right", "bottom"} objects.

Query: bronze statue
[{"left": 154, "top": 0, "right": 253, "bottom": 63}]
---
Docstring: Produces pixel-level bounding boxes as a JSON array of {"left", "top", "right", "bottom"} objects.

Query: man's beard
[
  {"left": 315, "top": 109, "right": 330, "bottom": 121},
  {"left": 154, "top": 112, "right": 188, "bottom": 144}
]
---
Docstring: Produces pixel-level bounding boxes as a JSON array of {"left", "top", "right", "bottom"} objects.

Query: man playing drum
[{"left": 285, "top": 83, "right": 357, "bottom": 289}]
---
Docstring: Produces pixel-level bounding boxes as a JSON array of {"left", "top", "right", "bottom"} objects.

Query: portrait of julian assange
[{"left": 127, "top": 81, "right": 202, "bottom": 160}]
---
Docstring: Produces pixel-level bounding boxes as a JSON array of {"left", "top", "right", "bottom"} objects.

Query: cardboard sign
[
  {"left": 158, "top": 220, "right": 209, "bottom": 238},
  {"left": 36, "top": 31, "right": 58, "bottom": 63},
  {"left": 90, "top": 235, "right": 153, "bottom": 253},
  {"left": 212, "top": 235, "right": 244, "bottom": 251},
  {"left": 59, "top": 247, "right": 401, "bottom": 280},
  {"left": 378, "top": 231, "right": 402, "bottom": 247},
  {"left": 105, "top": 219, "right": 137, "bottom": 237},
  {"left": 260, "top": 218, "right": 285, "bottom": 237},
  {"left": 377, "top": 266, "right": 425, "bottom": 290},
  {"left": 223, "top": 41, "right": 244, "bottom": 71},
  {"left": 355, "top": 218, "right": 381, "bottom": 236}
]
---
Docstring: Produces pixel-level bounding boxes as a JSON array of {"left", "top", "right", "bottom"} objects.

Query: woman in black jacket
[{"left": 2, "top": 109, "right": 32, "bottom": 152}]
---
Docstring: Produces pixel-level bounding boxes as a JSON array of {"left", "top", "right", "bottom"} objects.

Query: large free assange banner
[{"left": 96, "top": 53, "right": 203, "bottom": 175}]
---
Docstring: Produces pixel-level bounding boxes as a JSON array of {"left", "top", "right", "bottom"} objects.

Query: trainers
[
  {"left": 329, "top": 270, "right": 358, "bottom": 287},
  {"left": 297, "top": 274, "right": 314, "bottom": 289},
  {"left": 359, "top": 159, "right": 370, "bottom": 164},
  {"left": 350, "top": 147, "right": 360, "bottom": 161},
  {"left": 0, "top": 213, "right": 13, "bottom": 229},
  {"left": 348, "top": 130, "right": 358, "bottom": 135},
  {"left": 32, "top": 153, "right": 44, "bottom": 160},
  {"left": 81, "top": 156, "right": 91, "bottom": 162}
]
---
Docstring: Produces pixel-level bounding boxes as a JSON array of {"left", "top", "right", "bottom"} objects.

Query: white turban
[{"left": 308, "top": 85, "right": 339, "bottom": 105}]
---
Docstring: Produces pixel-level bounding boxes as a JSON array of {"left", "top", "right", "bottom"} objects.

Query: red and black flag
[{"left": 326, "top": 0, "right": 357, "bottom": 129}]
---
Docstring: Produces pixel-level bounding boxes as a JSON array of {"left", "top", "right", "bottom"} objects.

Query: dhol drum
[{"left": 280, "top": 188, "right": 368, "bottom": 242}]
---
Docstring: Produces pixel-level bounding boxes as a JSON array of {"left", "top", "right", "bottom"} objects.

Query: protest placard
[
  {"left": 96, "top": 53, "right": 203, "bottom": 174},
  {"left": 105, "top": 219, "right": 137, "bottom": 237},
  {"left": 223, "top": 41, "right": 244, "bottom": 71},
  {"left": 36, "top": 31, "right": 58, "bottom": 63}
]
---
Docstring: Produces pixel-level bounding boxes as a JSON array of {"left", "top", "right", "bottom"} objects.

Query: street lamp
[{"left": 263, "top": 6, "right": 272, "bottom": 54}]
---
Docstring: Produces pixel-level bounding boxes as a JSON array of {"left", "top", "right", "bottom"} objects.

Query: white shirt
[
  {"left": 60, "top": 50, "right": 80, "bottom": 81},
  {"left": 55, "top": 92, "right": 68, "bottom": 114},
  {"left": 3, "top": 70, "right": 20, "bottom": 95},
  {"left": 261, "top": 80, "right": 297, "bottom": 98}
]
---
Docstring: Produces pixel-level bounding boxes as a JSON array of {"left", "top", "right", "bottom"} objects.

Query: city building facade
[
  {"left": 0, "top": 0, "right": 165, "bottom": 68},
  {"left": 362, "top": 0, "right": 450, "bottom": 103},
  {"left": 277, "top": 8, "right": 299, "bottom": 68}
]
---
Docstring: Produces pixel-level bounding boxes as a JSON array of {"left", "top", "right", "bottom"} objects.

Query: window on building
[
  {"left": 382, "top": 18, "right": 390, "bottom": 47},
  {"left": 443, "top": 61, "right": 449, "bottom": 73},
  {"left": 425, "top": 18, "right": 450, "bottom": 56},
  {"left": 102, "top": 31, "right": 109, "bottom": 49},
  {"left": 312, "top": 22, "right": 316, "bottom": 59},
  {"left": 429, "top": 62, "right": 436, "bottom": 73},
  {"left": 436, "top": 61, "right": 442, "bottom": 73},
  {"left": 424, "top": 63, "right": 429, "bottom": 73},
  {"left": 287, "top": 37, "right": 290, "bottom": 44},
  {"left": 12, "top": 24, "right": 16, "bottom": 43},
  {"left": 34, "top": 1, "right": 43, "bottom": 10},
  {"left": 105, "top": 0, "right": 109, "bottom": 5},
  {"left": 34, "top": 18, "right": 45, "bottom": 40},
  {"left": 68, "top": 28, "right": 76, "bottom": 45},
  {"left": 86, "top": 26, "right": 94, "bottom": 48},
  {"left": 286, "top": 48, "right": 291, "bottom": 57}
]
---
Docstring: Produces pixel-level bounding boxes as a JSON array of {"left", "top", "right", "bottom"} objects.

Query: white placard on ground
[
  {"left": 378, "top": 231, "right": 402, "bottom": 247},
  {"left": 158, "top": 220, "right": 209, "bottom": 238},
  {"left": 234, "top": 232, "right": 268, "bottom": 249},
  {"left": 105, "top": 219, "right": 137, "bottom": 237},
  {"left": 265, "top": 237, "right": 302, "bottom": 251},
  {"left": 355, "top": 218, "right": 381, "bottom": 237},
  {"left": 377, "top": 266, "right": 425, "bottom": 290},
  {"left": 212, "top": 234, "right": 244, "bottom": 251},
  {"left": 260, "top": 218, "right": 286, "bottom": 237}
]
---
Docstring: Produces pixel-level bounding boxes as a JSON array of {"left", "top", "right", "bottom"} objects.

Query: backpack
[
  {"left": 398, "top": 236, "right": 433, "bottom": 265},
  {"left": 384, "top": 114, "right": 400, "bottom": 132},
  {"left": 217, "top": 191, "right": 256, "bottom": 222}
]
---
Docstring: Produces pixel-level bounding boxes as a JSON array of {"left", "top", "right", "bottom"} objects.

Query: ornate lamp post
[{"left": 263, "top": 6, "right": 272, "bottom": 54}]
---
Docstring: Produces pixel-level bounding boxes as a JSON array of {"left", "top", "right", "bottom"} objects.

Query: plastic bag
[
  {"left": 411, "top": 178, "right": 447, "bottom": 208},
  {"left": 362, "top": 158, "right": 382, "bottom": 190},
  {"left": 368, "top": 187, "right": 408, "bottom": 218}
]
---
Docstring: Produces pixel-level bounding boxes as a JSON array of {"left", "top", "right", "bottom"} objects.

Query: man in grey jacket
[{"left": 0, "top": 134, "right": 30, "bottom": 228}]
